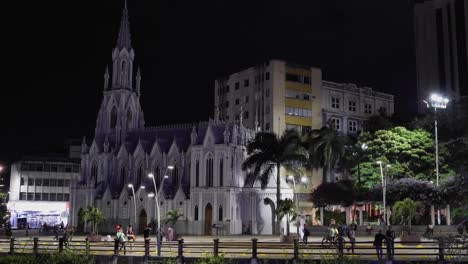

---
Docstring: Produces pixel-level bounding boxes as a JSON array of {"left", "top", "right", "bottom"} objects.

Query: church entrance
[
  {"left": 138, "top": 209, "right": 147, "bottom": 234},
  {"left": 204, "top": 203, "right": 213, "bottom": 235}
]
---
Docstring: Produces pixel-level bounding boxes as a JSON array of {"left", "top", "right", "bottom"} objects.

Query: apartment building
[
  {"left": 214, "top": 60, "right": 323, "bottom": 135},
  {"left": 322, "top": 81, "right": 395, "bottom": 135}
]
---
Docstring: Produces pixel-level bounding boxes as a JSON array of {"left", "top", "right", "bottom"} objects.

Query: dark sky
[{"left": 1, "top": 0, "right": 416, "bottom": 163}]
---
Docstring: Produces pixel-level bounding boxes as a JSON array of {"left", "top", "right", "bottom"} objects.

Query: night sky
[{"left": 1, "top": 0, "right": 416, "bottom": 164}]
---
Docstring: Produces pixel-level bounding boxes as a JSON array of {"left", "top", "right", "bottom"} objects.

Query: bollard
[
  {"left": 213, "top": 238, "right": 219, "bottom": 257},
  {"left": 177, "top": 238, "right": 184, "bottom": 264},
  {"left": 293, "top": 238, "right": 299, "bottom": 261},
  {"left": 114, "top": 238, "right": 119, "bottom": 255},
  {"left": 33, "top": 237, "right": 39, "bottom": 255},
  {"left": 8, "top": 237, "right": 15, "bottom": 255},
  {"left": 85, "top": 237, "right": 90, "bottom": 254},
  {"left": 438, "top": 240, "right": 445, "bottom": 262},
  {"left": 59, "top": 237, "right": 64, "bottom": 253},
  {"left": 144, "top": 239, "right": 150, "bottom": 257},
  {"left": 251, "top": 238, "right": 258, "bottom": 261}
]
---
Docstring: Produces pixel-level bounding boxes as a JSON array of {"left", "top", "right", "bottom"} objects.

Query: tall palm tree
[
  {"left": 305, "top": 125, "right": 348, "bottom": 182},
  {"left": 242, "top": 130, "right": 305, "bottom": 233}
]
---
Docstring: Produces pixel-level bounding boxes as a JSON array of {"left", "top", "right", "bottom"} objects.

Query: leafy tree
[
  {"left": 242, "top": 130, "right": 305, "bottom": 233},
  {"left": 276, "top": 198, "right": 297, "bottom": 236},
  {"left": 0, "top": 192, "right": 10, "bottom": 229},
  {"left": 354, "top": 127, "right": 454, "bottom": 188},
  {"left": 166, "top": 210, "right": 183, "bottom": 226},
  {"left": 310, "top": 180, "right": 354, "bottom": 207},
  {"left": 392, "top": 198, "right": 416, "bottom": 234},
  {"left": 305, "top": 126, "right": 348, "bottom": 182},
  {"left": 80, "top": 206, "right": 105, "bottom": 235},
  {"left": 368, "top": 178, "right": 441, "bottom": 206}
]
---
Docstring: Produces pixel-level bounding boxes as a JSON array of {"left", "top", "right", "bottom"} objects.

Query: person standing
[
  {"left": 347, "top": 227, "right": 356, "bottom": 253},
  {"left": 302, "top": 224, "right": 310, "bottom": 245},
  {"left": 167, "top": 225, "right": 175, "bottom": 241},
  {"left": 386, "top": 226, "right": 395, "bottom": 259},
  {"left": 144, "top": 224, "right": 152, "bottom": 241},
  {"left": 373, "top": 230, "right": 386, "bottom": 260},
  {"left": 116, "top": 227, "right": 126, "bottom": 254},
  {"left": 336, "top": 234, "right": 346, "bottom": 255}
]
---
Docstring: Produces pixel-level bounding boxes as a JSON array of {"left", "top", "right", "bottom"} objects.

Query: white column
[
  {"left": 320, "top": 207, "right": 324, "bottom": 226},
  {"left": 345, "top": 207, "right": 350, "bottom": 225},
  {"left": 386, "top": 206, "right": 391, "bottom": 225},
  {"left": 359, "top": 209, "right": 363, "bottom": 226},
  {"left": 430, "top": 205, "right": 435, "bottom": 225},
  {"left": 446, "top": 205, "right": 451, "bottom": 226}
]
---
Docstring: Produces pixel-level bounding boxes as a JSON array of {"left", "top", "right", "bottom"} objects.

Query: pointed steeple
[
  {"left": 104, "top": 65, "right": 110, "bottom": 90},
  {"left": 116, "top": 0, "right": 132, "bottom": 50}
]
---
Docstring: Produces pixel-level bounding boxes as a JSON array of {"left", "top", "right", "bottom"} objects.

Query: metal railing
[{"left": 0, "top": 236, "right": 466, "bottom": 263}]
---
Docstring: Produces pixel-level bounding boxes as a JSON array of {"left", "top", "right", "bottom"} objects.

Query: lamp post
[
  {"left": 128, "top": 184, "right": 137, "bottom": 230},
  {"left": 148, "top": 165, "right": 174, "bottom": 256},
  {"left": 423, "top": 93, "right": 449, "bottom": 225},
  {"left": 376, "top": 161, "right": 386, "bottom": 225}
]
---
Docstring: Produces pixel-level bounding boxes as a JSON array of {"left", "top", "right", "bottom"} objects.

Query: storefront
[{"left": 7, "top": 201, "right": 70, "bottom": 229}]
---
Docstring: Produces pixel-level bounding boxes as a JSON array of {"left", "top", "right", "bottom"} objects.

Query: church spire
[{"left": 116, "top": 0, "right": 132, "bottom": 50}]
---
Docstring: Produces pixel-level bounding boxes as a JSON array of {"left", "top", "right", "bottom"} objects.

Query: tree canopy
[{"left": 354, "top": 126, "right": 454, "bottom": 188}]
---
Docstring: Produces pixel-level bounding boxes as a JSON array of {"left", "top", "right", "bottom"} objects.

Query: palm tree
[
  {"left": 242, "top": 130, "right": 306, "bottom": 233},
  {"left": 80, "top": 206, "right": 105, "bottom": 235},
  {"left": 166, "top": 210, "right": 183, "bottom": 226},
  {"left": 276, "top": 199, "right": 297, "bottom": 236},
  {"left": 305, "top": 125, "right": 348, "bottom": 182}
]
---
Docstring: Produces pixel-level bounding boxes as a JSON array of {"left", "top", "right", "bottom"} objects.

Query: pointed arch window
[
  {"left": 219, "top": 158, "right": 223, "bottom": 187},
  {"left": 206, "top": 156, "right": 213, "bottom": 187},
  {"left": 136, "top": 165, "right": 143, "bottom": 187},
  {"left": 110, "top": 106, "right": 118, "bottom": 129},
  {"left": 155, "top": 165, "right": 161, "bottom": 189},
  {"left": 218, "top": 205, "right": 223, "bottom": 221},
  {"left": 194, "top": 205, "right": 199, "bottom": 221},
  {"left": 120, "top": 60, "right": 127, "bottom": 86},
  {"left": 195, "top": 160, "right": 200, "bottom": 187},
  {"left": 126, "top": 109, "right": 132, "bottom": 130},
  {"left": 90, "top": 163, "right": 98, "bottom": 187},
  {"left": 120, "top": 166, "right": 127, "bottom": 185},
  {"left": 172, "top": 165, "right": 179, "bottom": 187}
]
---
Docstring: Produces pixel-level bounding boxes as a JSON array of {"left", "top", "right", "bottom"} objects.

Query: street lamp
[
  {"left": 423, "top": 93, "right": 449, "bottom": 225},
  {"left": 148, "top": 165, "right": 173, "bottom": 256},
  {"left": 128, "top": 184, "right": 137, "bottom": 230},
  {"left": 356, "top": 144, "right": 368, "bottom": 190},
  {"left": 376, "top": 161, "right": 386, "bottom": 225}
]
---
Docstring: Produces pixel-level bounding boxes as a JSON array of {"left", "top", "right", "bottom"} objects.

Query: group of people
[
  {"left": 115, "top": 224, "right": 177, "bottom": 254},
  {"left": 301, "top": 221, "right": 397, "bottom": 260}
]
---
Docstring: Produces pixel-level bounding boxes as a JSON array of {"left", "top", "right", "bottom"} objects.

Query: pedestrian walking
[
  {"left": 144, "top": 224, "right": 152, "bottom": 241},
  {"left": 373, "top": 230, "right": 386, "bottom": 260},
  {"left": 347, "top": 228, "right": 356, "bottom": 253},
  {"left": 386, "top": 226, "right": 395, "bottom": 259},
  {"left": 53, "top": 225, "right": 59, "bottom": 240},
  {"left": 336, "top": 234, "right": 346, "bottom": 255},
  {"left": 302, "top": 224, "right": 310, "bottom": 245}
]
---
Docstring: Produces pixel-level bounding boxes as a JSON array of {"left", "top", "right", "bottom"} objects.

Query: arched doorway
[
  {"left": 138, "top": 209, "right": 147, "bottom": 234},
  {"left": 204, "top": 203, "right": 213, "bottom": 235}
]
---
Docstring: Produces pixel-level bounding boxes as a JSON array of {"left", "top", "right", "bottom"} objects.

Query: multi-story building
[
  {"left": 7, "top": 156, "right": 80, "bottom": 229},
  {"left": 414, "top": 0, "right": 468, "bottom": 115},
  {"left": 214, "top": 60, "right": 323, "bottom": 135},
  {"left": 322, "top": 81, "right": 395, "bottom": 135},
  {"left": 70, "top": 3, "right": 294, "bottom": 235}
]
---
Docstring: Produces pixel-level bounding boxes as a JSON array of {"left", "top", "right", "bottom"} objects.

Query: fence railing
[{"left": 0, "top": 236, "right": 466, "bottom": 262}]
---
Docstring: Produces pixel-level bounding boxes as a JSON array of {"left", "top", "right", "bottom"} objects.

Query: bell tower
[{"left": 94, "top": 0, "right": 145, "bottom": 140}]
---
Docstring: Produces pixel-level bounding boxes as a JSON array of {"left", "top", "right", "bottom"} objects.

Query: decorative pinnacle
[{"left": 116, "top": 0, "right": 132, "bottom": 50}]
